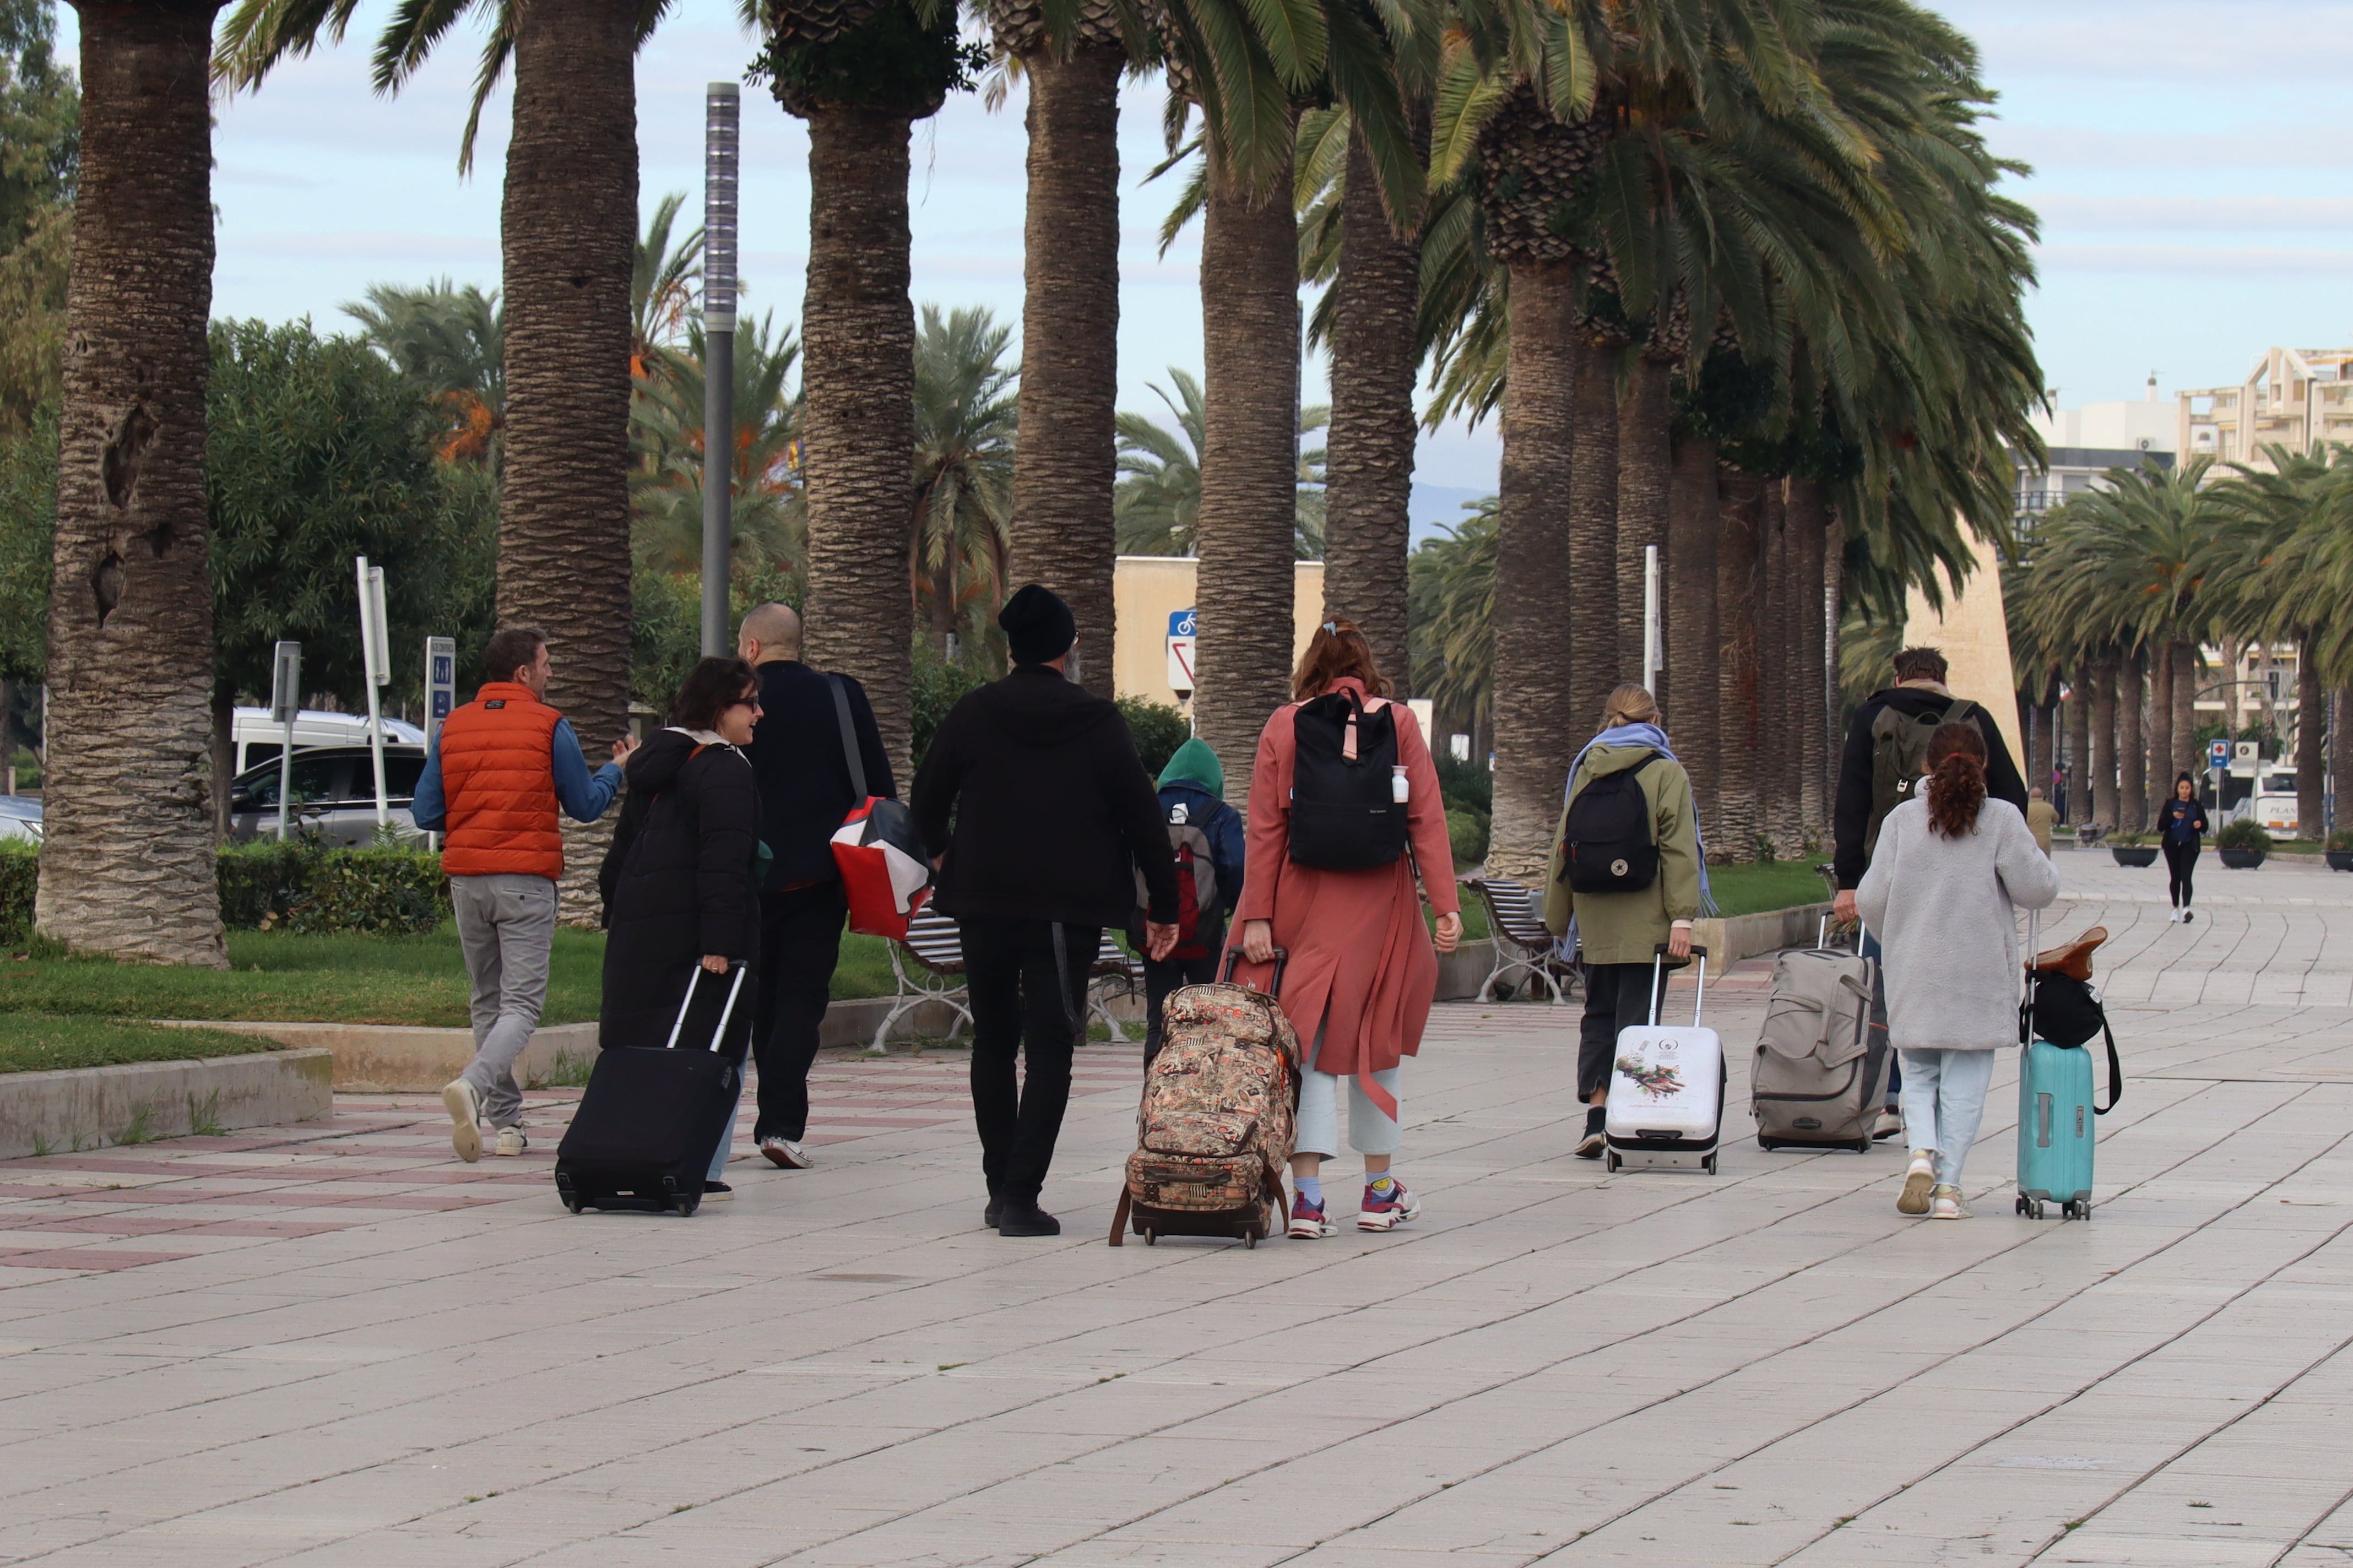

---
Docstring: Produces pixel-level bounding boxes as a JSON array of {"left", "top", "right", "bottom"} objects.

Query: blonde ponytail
[{"left": 1600, "top": 683, "right": 1658, "bottom": 731}]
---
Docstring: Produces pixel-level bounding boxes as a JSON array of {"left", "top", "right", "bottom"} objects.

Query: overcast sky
[{"left": 52, "top": 0, "right": 2353, "bottom": 525}]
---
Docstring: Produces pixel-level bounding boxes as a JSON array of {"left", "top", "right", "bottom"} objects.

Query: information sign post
[{"left": 269, "top": 641, "right": 301, "bottom": 842}]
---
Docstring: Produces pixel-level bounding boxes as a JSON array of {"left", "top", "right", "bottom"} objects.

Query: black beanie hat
[{"left": 999, "top": 583, "right": 1076, "bottom": 665}]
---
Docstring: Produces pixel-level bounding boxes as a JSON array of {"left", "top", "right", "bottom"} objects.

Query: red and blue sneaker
[
  {"left": 1287, "top": 1192, "right": 1336, "bottom": 1240},
  {"left": 1357, "top": 1177, "right": 1421, "bottom": 1231}
]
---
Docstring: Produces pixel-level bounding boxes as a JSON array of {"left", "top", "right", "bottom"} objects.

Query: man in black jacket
[
  {"left": 736, "top": 603, "right": 895, "bottom": 1170},
  {"left": 1831, "top": 644, "right": 2029, "bottom": 1137},
  {"left": 912, "top": 584, "right": 1180, "bottom": 1238}
]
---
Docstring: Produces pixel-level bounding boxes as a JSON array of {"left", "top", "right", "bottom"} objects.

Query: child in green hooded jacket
[{"left": 1135, "top": 736, "right": 1248, "bottom": 1063}]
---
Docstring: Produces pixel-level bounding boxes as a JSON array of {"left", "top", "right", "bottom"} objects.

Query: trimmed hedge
[{"left": 2, "top": 840, "right": 449, "bottom": 945}]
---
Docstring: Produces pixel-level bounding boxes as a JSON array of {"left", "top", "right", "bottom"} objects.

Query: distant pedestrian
[
  {"left": 1134, "top": 735, "right": 1246, "bottom": 1066},
  {"left": 2159, "top": 773, "right": 2209, "bottom": 925},
  {"left": 1542, "top": 684, "right": 1705, "bottom": 1160},
  {"left": 1831, "top": 645, "right": 2030, "bottom": 1140},
  {"left": 1232, "top": 618, "right": 1461, "bottom": 1240},
  {"left": 1857, "top": 721, "right": 2058, "bottom": 1220},
  {"left": 911, "top": 585, "right": 1180, "bottom": 1238},
  {"left": 2025, "top": 786, "right": 2058, "bottom": 855},
  {"left": 597, "top": 657, "right": 766, "bottom": 1198},
  {"left": 413, "top": 627, "right": 633, "bottom": 1163},
  {"left": 734, "top": 603, "right": 896, "bottom": 1171}
]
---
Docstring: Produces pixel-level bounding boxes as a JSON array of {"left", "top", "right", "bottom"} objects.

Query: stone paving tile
[{"left": 0, "top": 854, "right": 2349, "bottom": 1565}]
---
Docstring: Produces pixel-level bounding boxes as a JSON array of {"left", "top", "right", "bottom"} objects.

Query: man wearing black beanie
[{"left": 912, "top": 584, "right": 1181, "bottom": 1236}]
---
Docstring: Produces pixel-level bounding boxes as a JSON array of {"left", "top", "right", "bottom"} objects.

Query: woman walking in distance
[
  {"left": 1542, "top": 685, "right": 1706, "bottom": 1159},
  {"left": 1858, "top": 722, "right": 2058, "bottom": 1219},
  {"left": 1234, "top": 620, "right": 1461, "bottom": 1239},
  {"left": 2158, "top": 773, "right": 2209, "bottom": 924}
]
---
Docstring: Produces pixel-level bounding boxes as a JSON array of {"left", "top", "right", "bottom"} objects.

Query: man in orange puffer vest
[{"left": 411, "top": 627, "right": 635, "bottom": 1162}]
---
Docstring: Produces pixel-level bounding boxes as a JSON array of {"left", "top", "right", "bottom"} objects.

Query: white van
[{"left": 232, "top": 708, "right": 426, "bottom": 777}]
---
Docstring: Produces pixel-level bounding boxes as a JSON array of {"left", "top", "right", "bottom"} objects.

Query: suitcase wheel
[
  {"left": 1604, "top": 1152, "right": 1622, "bottom": 1173},
  {"left": 1701, "top": 1154, "right": 1718, "bottom": 1176},
  {"left": 1244, "top": 1230, "right": 1256, "bottom": 1250},
  {"left": 1142, "top": 1229, "right": 1157, "bottom": 1246},
  {"left": 673, "top": 1197, "right": 698, "bottom": 1218},
  {"left": 1851, "top": 1138, "right": 1873, "bottom": 1155},
  {"left": 562, "top": 1195, "right": 583, "bottom": 1215}
]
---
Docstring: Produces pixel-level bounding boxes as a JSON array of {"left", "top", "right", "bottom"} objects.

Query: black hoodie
[
  {"left": 911, "top": 666, "right": 1181, "bottom": 926},
  {"left": 598, "top": 730, "right": 762, "bottom": 1049},
  {"left": 1833, "top": 685, "right": 2029, "bottom": 889}
]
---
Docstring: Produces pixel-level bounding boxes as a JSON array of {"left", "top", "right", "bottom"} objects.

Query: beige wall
[
  {"left": 1112, "top": 556, "right": 1326, "bottom": 708},
  {"left": 1902, "top": 529, "right": 2024, "bottom": 771}
]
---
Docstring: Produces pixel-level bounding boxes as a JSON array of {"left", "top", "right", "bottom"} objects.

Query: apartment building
[
  {"left": 2179, "top": 345, "right": 2353, "bottom": 469},
  {"left": 2013, "top": 381, "right": 2176, "bottom": 533}
]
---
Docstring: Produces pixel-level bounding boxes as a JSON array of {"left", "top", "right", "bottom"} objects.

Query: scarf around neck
[{"left": 1562, "top": 721, "right": 1716, "bottom": 915}]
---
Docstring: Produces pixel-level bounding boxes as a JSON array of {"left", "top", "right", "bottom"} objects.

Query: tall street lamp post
[{"left": 701, "top": 81, "right": 740, "bottom": 656}]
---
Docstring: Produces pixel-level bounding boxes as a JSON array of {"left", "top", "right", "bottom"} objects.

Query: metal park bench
[
  {"left": 1468, "top": 877, "right": 1581, "bottom": 1005},
  {"left": 874, "top": 909, "right": 1142, "bottom": 1051}
]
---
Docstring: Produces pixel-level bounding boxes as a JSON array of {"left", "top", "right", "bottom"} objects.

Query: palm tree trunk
[
  {"left": 2297, "top": 637, "right": 2324, "bottom": 839},
  {"left": 2029, "top": 677, "right": 2054, "bottom": 798},
  {"left": 2149, "top": 646, "right": 2173, "bottom": 813},
  {"left": 2118, "top": 648, "right": 2145, "bottom": 832},
  {"left": 1823, "top": 503, "right": 1845, "bottom": 815},
  {"left": 1006, "top": 44, "right": 1123, "bottom": 693},
  {"left": 2090, "top": 650, "right": 2119, "bottom": 829},
  {"left": 1665, "top": 433, "right": 1718, "bottom": 825},
  {"left": 500, "top": 0, "right": 638, "bottom": 923},
  {"left": 37, "top": 0, "right": 226, "bottom": 966},
  {"left": 1615, "top": 355, "right": 1670, "bottom": 680},
  {"left": 2171, "top": 641, "right": 2197, "bottom": 785},
  {"left": 1194, "top": 129, "right": 1300, "bottom": 813},
  {"left": 1321, "top": 122, "right": 1420, "bottom": 686},
  {"left": 2332, "top": 688, "right": 2351, "bottom": 838},
  {"left": 1761, "top": 478, "right": 1802, "bottom": 855},
  {"left": 1485, "top": 262, "right": 1580, "bottom": 881},
  {"left": 800, "top": 105, "right": 918, "bottom": 780},
  {"left": 2063, "top": 670, "right": 2090, "bottom": 823},
  {"left": 1714, "top": 467, "right": 1763, "bottom": 862},
  {"left": 1567, "top": 329, "right": 1618, "bottom": 725},
  {"left": 1788, "top": 476, "right": 1828, "bottom": 834}
]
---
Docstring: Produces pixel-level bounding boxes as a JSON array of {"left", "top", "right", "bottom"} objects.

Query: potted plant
[
  {"left": 2216, "top": 818, "right": 2271, "bottom": 869},
  {"left": 2108, "top": 831, "right": 2159, "bottom": 868},
  {"left": 2328, "top": 828, "right": 2353, "bottom": 873}
]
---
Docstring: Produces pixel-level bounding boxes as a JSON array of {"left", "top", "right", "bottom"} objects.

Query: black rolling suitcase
[{"left": 555, "top": 963, "right": 747, "bottom": 1218}]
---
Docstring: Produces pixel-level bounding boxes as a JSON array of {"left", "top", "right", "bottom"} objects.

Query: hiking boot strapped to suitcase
[
  {"left": 1604, "top": 945, "right": 1724, "bottom": 1174},
  {"left": 1752, "top": 919, "right": 1889, "bottom": 1153},
  {"left": 1109, "top": 947, "right": 1300, "bottom": 1248},
  {"left": 555, "top": 962, "right": 747, "bottom": 1218}
]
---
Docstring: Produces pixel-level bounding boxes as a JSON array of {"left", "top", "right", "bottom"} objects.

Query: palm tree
[
  {"left": 345, "top": 279, "right": 505, "bottom": 465},
  {"left": 1113, "top": 370, "right": 1206, "bottom": 554},
  {"left": 38, "top": 0, "right": 227, "bottom": 965},
  {"left": 909, "top": 304, "right": 1017, "bottom": 659},
  {"left": 989, "top": 0, "right": 1132, "bottom": 694},
  {"left": 751, "top": 0, "right": 974, "bottom": 782},
  {"left": 630, "top": 313, "right": 804, "bottom": 581},
  {"left": 1406, "top": 497, "right": 1497, "bottom": 755},
  {"left": 631, "top": 191, "right": 702, "bottom": 375}
]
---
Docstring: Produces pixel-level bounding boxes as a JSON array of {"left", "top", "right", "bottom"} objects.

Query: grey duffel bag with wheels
[{"left": 1751, "top": 938, "right": 1887, "bottom": 1153}]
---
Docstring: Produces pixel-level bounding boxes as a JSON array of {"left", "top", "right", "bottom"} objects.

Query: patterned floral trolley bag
[{"left": 1109, "top": 948, "right": 1301, "bottom": 1249}]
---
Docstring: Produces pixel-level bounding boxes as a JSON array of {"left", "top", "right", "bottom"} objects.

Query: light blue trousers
[
  {"left": 1897, "top": 1048, "right": 1997, "bottom": 1187},
  {"left": 1295, "top": 1020, "right": 1401, "bottom": 1160}
]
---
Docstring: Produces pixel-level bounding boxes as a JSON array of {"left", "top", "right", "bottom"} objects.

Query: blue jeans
[
  {"left": 1896, "top": 1048, "right": 1996, "bottom": 1187},
  {"left": 1862, "top": 927, "right": 1899, "bottom": 1105}
]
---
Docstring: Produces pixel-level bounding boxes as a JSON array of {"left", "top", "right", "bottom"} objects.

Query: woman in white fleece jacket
[{"left": 1857, "top": 721, "right": 2058, "bottom": 1219}]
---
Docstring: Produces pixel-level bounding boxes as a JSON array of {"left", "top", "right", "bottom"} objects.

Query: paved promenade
[{"left": 3, "top": 852, "right": 2351, "bottom": 1566}]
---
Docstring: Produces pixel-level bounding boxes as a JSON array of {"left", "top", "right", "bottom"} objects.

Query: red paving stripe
[{"left": 0, "top": 1249, "right": 197, "bottom": 1271}]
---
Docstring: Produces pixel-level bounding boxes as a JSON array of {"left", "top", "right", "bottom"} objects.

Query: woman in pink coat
[{"left": 1235, "top": 620, "right": 1461, "bottom": 1239}]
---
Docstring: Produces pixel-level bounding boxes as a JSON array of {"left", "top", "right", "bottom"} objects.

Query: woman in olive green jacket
[{"left": 1542, "top": 685, "right": 1706, "bottom": 1157}]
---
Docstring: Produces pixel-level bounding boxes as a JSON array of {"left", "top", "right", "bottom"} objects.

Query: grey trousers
[{"left": 450, "top": 873, "right": 557, "bottom": 1128}]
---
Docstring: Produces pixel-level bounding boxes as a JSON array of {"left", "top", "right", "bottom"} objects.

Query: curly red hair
[{"left": 1924, "top": 720, "right": 1987, "bottom": 838}]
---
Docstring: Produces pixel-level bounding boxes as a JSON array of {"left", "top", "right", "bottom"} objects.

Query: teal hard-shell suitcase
[{"left": 2015, "top": 1038, "right": 2095, "bottom": 1219}]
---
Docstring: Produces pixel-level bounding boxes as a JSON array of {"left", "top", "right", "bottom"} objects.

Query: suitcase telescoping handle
[
  {"left": 663, "top": 961, "right": 749, "bottom": 1052},
  {"left": 1647, "top": 944, "right": 1709, "bottom": 1028},
  {"left": 1221, "top": 944, "right": 1289, "bottom": 997}
]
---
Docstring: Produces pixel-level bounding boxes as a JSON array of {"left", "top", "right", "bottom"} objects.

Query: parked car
[
  {"left": 227, "top": 745, "right": 426, "bottom": 847},
  {"left": 0, "top": 795, "right": 39, "bottom": 845},
  {"left": 231, "top": 708, "right": 426, "bottom": 777}
]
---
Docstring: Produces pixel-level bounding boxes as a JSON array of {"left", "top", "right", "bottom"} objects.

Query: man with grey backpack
[{"left": 1830, "top": 645, "right": 2030, "bottom": 1140}]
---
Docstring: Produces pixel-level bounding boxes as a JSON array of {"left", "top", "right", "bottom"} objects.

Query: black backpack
[
  {"left": 1287, "top": 688, "right": 1407, "bottom": 871},
  {"left": 1559, "top": 752, "right": 1662, "bottom": 894},
  {"left": 1866, "top": 696, "right": 1977, "bottom": 858},
  {"left": 2021, "top": 968, "right": 2123, "bottom": 1114}
]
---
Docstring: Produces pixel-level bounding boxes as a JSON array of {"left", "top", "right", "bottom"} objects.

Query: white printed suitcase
[{"left": 1604, "top": 945, "right": 1725, "bottom": 1174}]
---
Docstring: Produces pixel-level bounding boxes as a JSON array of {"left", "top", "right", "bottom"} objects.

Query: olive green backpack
[{"left": 1865, "top": 697, "right": 1977, "bottom": 857}]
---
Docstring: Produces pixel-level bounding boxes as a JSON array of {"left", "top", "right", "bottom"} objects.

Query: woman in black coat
[{"left": 599, "top": 655, "right": 766, "bottom": 1052}]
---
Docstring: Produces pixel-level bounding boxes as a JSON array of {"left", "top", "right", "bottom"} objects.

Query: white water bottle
[{"left": 1391, "top": 764, "right": 1409, "bottom": 804}]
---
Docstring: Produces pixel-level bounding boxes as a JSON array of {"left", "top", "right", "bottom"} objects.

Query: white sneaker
[
  {"left": 1872, "top": 1108, "right": 1905, "bottom": 1141},
  {"left": 1929, "top": 1185, "right": 1969, "bottom": 1220},
  {"left": 1898, "top": 1151, "right": 1936, "bottom": 1216},
  {"left": 494, "top": 1125, "right": 528, "bottom": 1157},
  {"left": 442, "top": 1079, "right": 482, "bottom": 1163},
  {"left": 761, "top": 1137, "right": 812, "bottom": 1170},
  {"left": 2168, "top": 908, "right": 2183, "bottom": 924}
]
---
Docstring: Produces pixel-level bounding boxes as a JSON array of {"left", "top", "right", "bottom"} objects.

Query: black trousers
[
  {"left": 2165, "top": 838, "right": 2198, "bottom": 908},
  {"left": 750, "top": 881, "right": 847, "bottom": 1144},
  {"left": 1579, "top": 962, "right": 1658, "bottom": 1103},
  {"left": 962, "top": 918, "right": 1098, "bottom": 1205},
  {"left": 1142, "top": 952, "right": 1221, "bottom": 1066}
]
